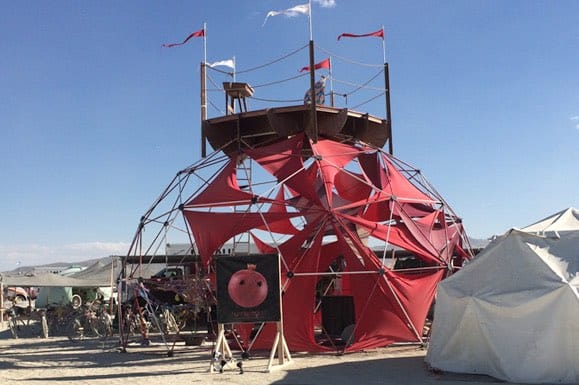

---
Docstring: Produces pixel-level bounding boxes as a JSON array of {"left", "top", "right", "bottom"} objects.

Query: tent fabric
[
  {"left": 1, "top": 272, "right": 105, "bottom": 287},
  {"left": 521, "top": 207, "right": 579, "bottom": 233},
  {"left": 426, "top": 207, "right": 579, "bottom": 384}
]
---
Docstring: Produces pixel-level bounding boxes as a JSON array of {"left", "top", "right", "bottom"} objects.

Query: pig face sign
[{"left": 227, "top": 264, "right": 268, "bottom": 308}]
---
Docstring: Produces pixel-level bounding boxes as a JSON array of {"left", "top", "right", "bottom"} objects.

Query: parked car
[{"left": 5, "top": 287, "right": 36, "bottom": 305}]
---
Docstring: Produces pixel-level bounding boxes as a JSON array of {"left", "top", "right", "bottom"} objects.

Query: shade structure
[
  {"left": 126, "top": 126, "right": 468, "bottom": 352},
  {"left": 426, "top": 208, "right": 579, "bottom": 383}
]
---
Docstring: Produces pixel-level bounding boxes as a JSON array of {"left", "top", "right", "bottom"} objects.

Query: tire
[{"left": 71, "top": 294, "right": 82, "bottom": 309}]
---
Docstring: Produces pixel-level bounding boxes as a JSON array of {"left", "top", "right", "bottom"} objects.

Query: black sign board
[{"left": 215, "top": 254, "right": 281, "bottom": 324}]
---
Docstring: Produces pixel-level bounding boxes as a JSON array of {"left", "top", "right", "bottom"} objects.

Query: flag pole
[
  {"left": 233, "top": 56, "right": 236, "bottom": 82},
  {"left": 308, "top": 0, "right": 313, "bottom": 41},
  {"left": 329, "top": 57, "right": 334, "bottom": 107},
  {"left": 381, "top": 25, "right": 386, "bottom": 64},
  {"left": 307, "top": 0, "right": 318, "bottom": 142},
  {"left": 201, "top": 21, "right": 208, "bottom": 157},
  {"left": 382, "top": 26, "right": 393, "bottom": 154}
]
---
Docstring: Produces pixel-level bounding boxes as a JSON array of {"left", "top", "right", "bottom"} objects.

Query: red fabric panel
[
  {"left": 416, "top": 209, "right": 456, "bottom": 262},
  {"left": 383, "top": 157, "right": 436, "bottom": 203},
  {"left": 244, "top": 134, "right": 305, "bottom": 181},
  {"left": 347, "top": 273, "right": 416, "bottom": 349},
  {"left": 310, "top": 139, "right": 361, "bottom": 207},
  {"left": 318, "top": 237, "right": 369, "bottom": 273},
  {"left": 236, "top": 322, "right": 278, "bottom": 351},
  {"left": 281, "top": 233, "right": 332, "bottom": 352},
  {"left": 345, "top": 268, "right": 444, "bottom": 351},
  {"left": 277, "top": 218, "right": 326, "bottom": 271},
  {"left": 185, "top": 159, "right": 255, "bottom": 208},
  {"left": 358, "top": 151, "right": 385, "bottom": 189},
  {"left": 183, "top": 210, "right": 301, "bottom": 263},
  {"left": 249, "top": 232, "right": 277, "bottom": 254},
  {"left": 360, "top": 151, "right": 436, "bottom": 204},
  {"left": 244, "top": 134, "right": 320, "bottom": 205},
  {"left": 396, "top": 206, "right": 442, "bottom": 262},
  {"left": 254, "top": 187, "right": 299, "bottom": 235},
  {"left": 334, "top": 170, "right": 373, "bottom": 203},
  {"left": 360, "top": 193, "right": 393, "bottom": 222},
  {"left": 338, "top": 212, "right": 443, "bottom": 265}
]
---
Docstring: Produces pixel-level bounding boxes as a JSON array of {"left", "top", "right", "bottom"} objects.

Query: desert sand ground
[{"left": 0, "top": 325, "right": 512, "bottom": 385}]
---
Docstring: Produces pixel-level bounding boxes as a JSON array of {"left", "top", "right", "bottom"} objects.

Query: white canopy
[
  {"left": 1, "top": 272, "right": 104, "bottom": 287},
  {"left": 426, "top": 207, "right": 579, "bottom": 384}
]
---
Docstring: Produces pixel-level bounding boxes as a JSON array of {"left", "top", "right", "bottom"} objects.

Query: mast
[
  {"left": 307, "top": 0, "right": 318, "bottom": 143},
  {"left": 382, "top": 26, "right": 393, "bottom": 155},
  {"left": 201, "top": 61, "right": 207, "bottom": 157},
  {"left": 329, "top": 57, "right": 334, "bottom": 107},
  {"left": 201, "top": 22, "right": 208, "bottom": 157},
  {"left": 384, "top": 63, "right": 392, "bottom": 155},
  {"left": 308, "top": 41, "right": 318, "bottom": 143}
]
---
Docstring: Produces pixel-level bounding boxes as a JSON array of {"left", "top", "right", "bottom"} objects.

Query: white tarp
[
  {"left": 426, "top": 208, "right": 579, "bottom": 384},
  {"left": 1, "top": 272, "right": 104, "bottom": 287}
]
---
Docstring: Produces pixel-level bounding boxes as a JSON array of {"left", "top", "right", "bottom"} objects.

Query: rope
[
  {"left": 206, "top": 73, "right": 224, "bottom": 91},
  {"left": 316, "top": 45, "right": 384, "bottom": 68},
  {"left": 351, "top": 91, "right": 385, "bottom": 110},
  {"left": 235, "top": 43, "right": 308, "bottom": 74},
  {"left": 206, "top": 66, "right": 234, "bottom": 77},
  {"left": 252, "top": 72, "right": 309, "bottom": 88},
  {"left": 208, "top": 99, "right": 225, "bottom": 115},
  {"left": 249, "top": 96, "right": 304, "bottom": 103},
  {"left": 332, "top": 77, "right": 386, "bottom": 92},
  {"left": 341, "top": 69, "right": 384, "bottom": 97}
]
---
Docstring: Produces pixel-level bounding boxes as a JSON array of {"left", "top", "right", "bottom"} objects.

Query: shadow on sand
[{"left": 271, "top": 355, "right": 505, "bottom": 385}]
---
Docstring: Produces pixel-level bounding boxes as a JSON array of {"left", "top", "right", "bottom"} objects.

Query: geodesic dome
[{"left": 125, "top": 130, "right": 469, "bottom": 352}]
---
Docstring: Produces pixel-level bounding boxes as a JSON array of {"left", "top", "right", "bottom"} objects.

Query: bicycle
[
  {"left": 7, "top": 306, "right": 20, "bottom": 339},
  {"left": 68, "top": 301, "right": 113, "bottom": 342}
]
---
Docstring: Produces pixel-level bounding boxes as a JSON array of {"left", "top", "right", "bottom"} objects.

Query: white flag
[
  {"left": 207, "top": 59, "right": 235, "bottom": 70},
  {"left": 263, "top": 3, "right": 310, "bottom": 26}
]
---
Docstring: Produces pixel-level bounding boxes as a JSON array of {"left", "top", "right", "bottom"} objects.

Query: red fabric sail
[
  {"left": 245, "top": 134, "right": 322, "bottom": 206},
  {"left": 339, "top": 211, "right": 443, "bottom": 265},
  {"left": 346, "top": 268, "right": 444, "bottom": 351},
  {"left": 358, "top": 151, "right": 436, "bottom": 204},
  {"left": 185, "top": 159, "right": 256, "bottom": 208},
  {"left": 253, "top": 187, "right": 299, "bottom": 235},
  {"left": 244, "top": 134, "right": 305, "bottom": 183},
  {"left": 334, "top": 169, "right": 373, "bottom": 203},
  {"left": 184, "top": 210, "right": 301, "bottom": 262},
  {"left": 311, "top": 139, "right": 362, "bottom": 208}
]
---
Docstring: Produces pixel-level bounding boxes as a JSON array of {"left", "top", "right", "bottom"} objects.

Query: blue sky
[{"left": 1, "top": 1, "right": 578, "bottom": 271}]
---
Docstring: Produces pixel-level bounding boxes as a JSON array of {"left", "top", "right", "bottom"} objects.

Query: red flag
[
  {"left": 337, "top": 28, "right": 384, "bottom": 41},
  {"left": 162, "top": 29, "right": 205, "bottom": 48},
  {"left": 299, "top": 58, "right": 331, "bottom": 72}
]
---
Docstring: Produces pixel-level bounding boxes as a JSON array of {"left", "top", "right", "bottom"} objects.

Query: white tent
[{"left": 425, "top": 207, "right": 579, "bottom": 384}]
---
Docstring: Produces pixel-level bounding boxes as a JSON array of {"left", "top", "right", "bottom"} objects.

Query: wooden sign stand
[
  {"left": 266, "top": 320, "right": 292, "bottom": 372},
  {"left": 210, "top": 253, "right": 291, "bottom": 373},
  {"left": 267, "top": 254, "right": 292, "bottom": 371},
  {"left": 209, "top": 323, "right": 236, "bottom": 373}
]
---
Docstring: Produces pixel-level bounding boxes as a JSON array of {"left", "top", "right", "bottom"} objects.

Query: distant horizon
[{"left": 1, "top": 236, "right": 494, "bottom": 274}]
